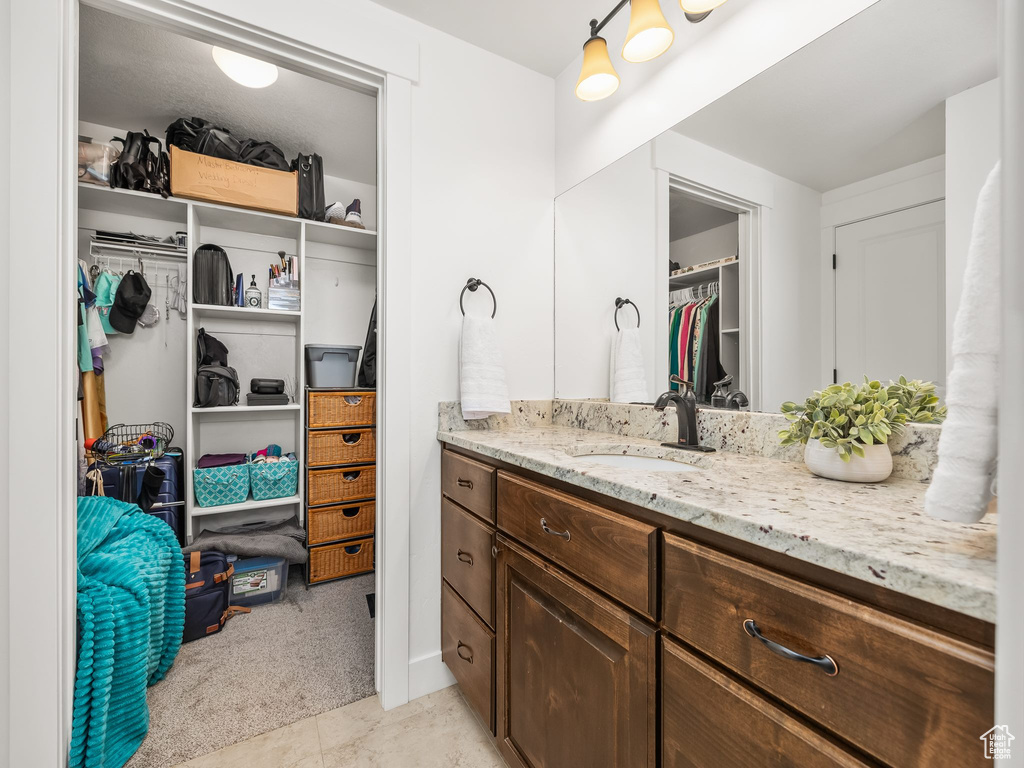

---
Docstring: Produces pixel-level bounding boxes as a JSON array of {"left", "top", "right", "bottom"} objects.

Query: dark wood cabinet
[
  {"left": 495, "top": 537, "right": 656, "bottom": 768},
  {"left": 662, "top": 637, "right": 871, "bottom": 768}
]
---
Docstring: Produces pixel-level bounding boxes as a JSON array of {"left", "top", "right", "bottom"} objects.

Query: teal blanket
[{"left": 70, "top": 496, "right": 185, "bottom": 768}]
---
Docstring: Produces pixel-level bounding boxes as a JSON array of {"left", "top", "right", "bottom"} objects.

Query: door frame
[
  {"left": 7, "top": 0, "right": 414, "bottom": 762},
  {"left": 824, "top": 197, "right": 945, "bottom": 386},
  {"left": 661, "top": 176, "right": 764, "bottom": 410}
]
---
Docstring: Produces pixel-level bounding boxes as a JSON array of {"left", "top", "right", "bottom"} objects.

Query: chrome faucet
[{"left": 654, "top": 376, "right": 716, "bottom": 453}]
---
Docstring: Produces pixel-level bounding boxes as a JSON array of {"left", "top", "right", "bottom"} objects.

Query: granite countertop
[{"left": 437, "top": 404, "right": 997, "bottom": 623}]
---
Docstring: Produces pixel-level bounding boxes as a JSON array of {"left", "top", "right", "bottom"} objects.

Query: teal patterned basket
[
  {"left": 249, "top": 460, "right": 299, "bottom": 501},
  {"left": 194, "top": 464, "right": 250, "bottom": 507}
]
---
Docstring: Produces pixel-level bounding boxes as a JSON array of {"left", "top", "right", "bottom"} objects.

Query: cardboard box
[{"left": 169, "top": 145, "right": 298, "bottom": 216}]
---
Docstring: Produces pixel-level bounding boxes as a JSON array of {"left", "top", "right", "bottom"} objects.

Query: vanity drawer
[
  {"left": 662, "top": 533, "right": 994, "bottom": 768},
  {"left": 497, "top": 472, "right": 657, "bottom": 618},
  {"left": 442, "top": 450, "right": 495, "bottom": 523},
  {"left": 662, "top": 637, "right": 871, "bottom": 768},
  {"left": 442, "top": 498, "right": 495, "bottom": 628},
  {"left": 442, "top": 581, "right": 494, "bottom": 734}
]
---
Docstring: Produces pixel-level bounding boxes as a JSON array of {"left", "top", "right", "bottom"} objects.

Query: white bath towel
[
  {"left": 925, "top": 162, "right": 1001, "bottom": 523},
  {"left": 460, "top": 313, "right": 511, "bottom": 420},
  {"left": 609, "top": 328, "right": 649, "bottom": 403}
]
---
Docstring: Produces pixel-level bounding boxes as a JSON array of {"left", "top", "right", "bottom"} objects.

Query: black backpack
[
  {"left": 110, "top": 130, "right": 169, "bottom": 198},
  {"left": 192, "top": 244, "right": 234, "bottom": 306},
  {"left": 194, "top": 329, "right": 239, "bottom": 408},
  {"left": 291, "top": 153, "right": 325, "bottom": 221}
]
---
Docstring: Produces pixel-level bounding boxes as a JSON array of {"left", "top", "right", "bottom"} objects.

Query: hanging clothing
[{"left": 669, "top": 287, "right": 725, "bottom": 401}]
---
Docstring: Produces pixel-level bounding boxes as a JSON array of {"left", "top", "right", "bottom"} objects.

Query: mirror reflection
[{"left": 553, "top": 0, "right": 998, "bottom": 412}]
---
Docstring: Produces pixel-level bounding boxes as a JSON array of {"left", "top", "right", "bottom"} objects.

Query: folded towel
[
  {"left": 925, "top": 162, "right": 1000, "bottom": 523},
  {"left": 610, "top": 328, "right": 649, "bottom": 403},
  {"left": 460, "top": 312, "right": 511, "bottom": 420}
]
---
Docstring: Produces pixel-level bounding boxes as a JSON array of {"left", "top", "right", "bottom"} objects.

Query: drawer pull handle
[
  {"left": 743, "top": 619, "right": 839, "bottom": 677},
  {"left": 540, "top": 518, "right": 571, "bottom": 541},
  {"left": 456, "top": 477, "right": 473, "bottom": 489},
  {"left": 457, "top": 641, "right": 474, "bottom": 664},
  {"left": 457, "top": 550, "right": 474, "bottom": 566}
]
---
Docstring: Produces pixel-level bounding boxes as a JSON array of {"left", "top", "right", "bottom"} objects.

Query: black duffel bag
[
  {"left": 291, "top": 152, "right": 325, "bottom": 221},
  {"left": 166, "top": 116, "right": 289, "bottom": 171},
  {"left": 110, "top": 130, "right": 170, "bottom": 198}
]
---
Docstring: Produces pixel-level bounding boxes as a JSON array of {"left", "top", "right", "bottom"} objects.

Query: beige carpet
[{"left": 126, "top": 569, "right": 375, "bottom": 768}]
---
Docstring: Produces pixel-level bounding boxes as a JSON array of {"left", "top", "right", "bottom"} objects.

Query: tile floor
[{"left": 172, "top": 686, "right": 506, "bottom": 768}]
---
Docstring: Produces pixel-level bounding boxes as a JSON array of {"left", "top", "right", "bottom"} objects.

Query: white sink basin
[{"left": 569, "top": 453, "right": 700, "bottom": 473}]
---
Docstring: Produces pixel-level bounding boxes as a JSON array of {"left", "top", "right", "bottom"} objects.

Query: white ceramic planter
[{"left": 803, "top": 439, "right": 893, "bottom": 483}]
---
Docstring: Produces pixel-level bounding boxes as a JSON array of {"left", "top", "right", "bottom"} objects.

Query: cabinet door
[{"left": 496, "top": 536, "right": 656, "bottom": 768}]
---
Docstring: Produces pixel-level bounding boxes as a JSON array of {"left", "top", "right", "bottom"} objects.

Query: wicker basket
[
  {"left": 307, "top": 465, "right": 376, "bottom": 506},
  {"left": 308, "top": 391, "right": 376, "bottom": 429},
  {"left": 307, "top": 428, "right": 376, "bottom": 467},
  {"left": 308, "top": 501, "right": 375, "bottom": 545},
  {"left": 309, "top": 537, "right": 374, "bottom": 582}
]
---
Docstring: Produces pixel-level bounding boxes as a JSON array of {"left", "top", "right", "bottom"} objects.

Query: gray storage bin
[{"left": 306, "top": 345, "right": 362, "bottom": 388}]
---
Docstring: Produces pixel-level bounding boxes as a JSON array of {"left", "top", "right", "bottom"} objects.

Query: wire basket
[{"left": 93, "top": 422, "right": 175, "bottom": 465}]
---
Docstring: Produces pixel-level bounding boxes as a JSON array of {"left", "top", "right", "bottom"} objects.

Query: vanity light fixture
[
  {"left": 623, "top": 0, "right": 675, "bottom": 63},
  {"left": 212, "top": 46, "right": 279, "bottom": 89},
  {"left": 575, "top": 0, "right": 727, "bottom": 101}
]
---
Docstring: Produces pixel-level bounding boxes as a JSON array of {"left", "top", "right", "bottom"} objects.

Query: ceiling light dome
[
  {"left": 212, "top": 46, "right": 279, "bottom": 88},
  {"left": 680, "top": 0, "right": 728, "bottom": 13},
  {"left": 622, "top": 0, "right": 674, "bottom": 63},
  {"left": 575, "top": 36, "right": 620, "bottom": 101}
]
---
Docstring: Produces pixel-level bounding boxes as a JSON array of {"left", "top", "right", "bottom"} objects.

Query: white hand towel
[
  {"left": 460, "top": 313, "right": 511, "bottom": 420},
  {"left": 609, "top": 328, "right": 649, "bottom": 403},
  {"left": 925, "top": 162, "right": 1000, "bottom": 523}
]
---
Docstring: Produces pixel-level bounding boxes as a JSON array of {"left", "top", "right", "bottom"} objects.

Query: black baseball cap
[{"left": 109, "top": 270, "right": 152, "bottom": 334}]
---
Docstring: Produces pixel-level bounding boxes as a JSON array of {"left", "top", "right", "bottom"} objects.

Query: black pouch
[
  {"left": 192, "top": 245, "right": 234, "bottom": 306},
  {"left": 291, "top": 152, "right": 325, "bottom": 221}
]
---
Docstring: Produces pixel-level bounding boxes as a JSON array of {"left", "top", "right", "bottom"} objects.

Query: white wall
[
  {"left": 554, "top": 145, "right": 657, "bottom": 400},
  {"left": 670, "top": 221, "right": 738, "bottom": 268},
  {"left": 653, "top": 132, "right": 822, "bottom": 410},
  {"left": 554, "top": 0, "right": 878, "bottom": 195},
  {"left": 0, "top": 0, "right": 10, "bottom": 758},
  {"left": 946, "top": 78, "right": 1000, "bottom": 377}
]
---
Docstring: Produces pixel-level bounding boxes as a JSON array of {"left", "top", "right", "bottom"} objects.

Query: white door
[{"left": 834, "top": 201, "right": 945, "bottom": 390}]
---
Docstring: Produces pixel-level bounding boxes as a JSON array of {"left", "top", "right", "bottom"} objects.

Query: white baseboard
[{"left": 408, "top": 651, "right": 456, "bottom": 701}]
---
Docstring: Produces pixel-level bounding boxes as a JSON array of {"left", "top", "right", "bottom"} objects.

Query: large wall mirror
[{"left": 554, "top": 0, "right": 998, "bottom": 413}]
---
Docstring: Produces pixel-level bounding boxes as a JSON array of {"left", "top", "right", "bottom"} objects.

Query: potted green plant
[{"left": 779, "top": 377, "right": 945, "bottom": 482}]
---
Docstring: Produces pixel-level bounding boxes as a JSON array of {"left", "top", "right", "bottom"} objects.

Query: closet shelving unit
[
  {"left": 669, "top": 258, "right": 742, "bottom": 394},
  {"left": 80, "top": 182, "right": 378, "bottom": 542}
]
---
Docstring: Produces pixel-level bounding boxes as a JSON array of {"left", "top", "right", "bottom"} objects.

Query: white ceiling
[
  {"left": 372, "top": 0, "right": 611, "bottom": 77},
  {"left": 79, "top": 7, "right": 378, "bottom": 184},
  {"left": 670, "top": 190, "right": 737, "bottom": 240},
  {"left": 672, "top": 0, "right": 998, "bottom": 192}
]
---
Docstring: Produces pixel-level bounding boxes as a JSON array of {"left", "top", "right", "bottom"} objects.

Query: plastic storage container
[
  {"left": 229, "top": 555, "right": 288, "bottom": 607},
  {"left": 305, "top": 345, "right": 362, "bottom": 388},
  {"left": 78, "top": 139, "right": 120, "bottom": 186}
]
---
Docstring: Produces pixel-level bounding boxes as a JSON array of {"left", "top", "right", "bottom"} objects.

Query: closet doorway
[
  {"left": 47, "top": 3, "right": 409, "bottom": 765},
  {"left": 661, "top": 179, "right": 762, "bottom": 409}
]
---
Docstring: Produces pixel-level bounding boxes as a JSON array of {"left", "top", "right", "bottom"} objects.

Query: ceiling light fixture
[
  {"left": 212, "top": 46, "right": 279, "bottom": 89},
  {"left": 575, "top": 0, "right": 728, "bottom": 101},
  {"left": 623, "top": 0, "right": 675, "bottom": 63}
]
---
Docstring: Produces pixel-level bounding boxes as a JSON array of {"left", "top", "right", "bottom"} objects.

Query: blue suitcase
[
  {"left": 87, "top": 448, "right": 185, "bottom": 545},
  {"left": 183, "top": 550, "right": 248, "bottom": 642}
]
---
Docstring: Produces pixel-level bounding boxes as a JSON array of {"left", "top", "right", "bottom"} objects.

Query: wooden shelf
[
  {"left": 305, "top": 219, "right": 378, "bottom": 251},
  {"left": 193, "top": 303, "right": 301, "bottom": 322},
  {"left": 191, "top": 494, "right": 301, "bottom": 518},
  {"left": 79, "top": 183, "right": 188, "bottom": 223},
  {"left": 191, "top": 404, "right": 300, "bottom": 414}
]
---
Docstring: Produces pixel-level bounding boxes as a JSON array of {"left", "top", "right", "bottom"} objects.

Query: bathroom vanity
[{"left": 437, "top": 401, "right": 996, "bottom": 768}]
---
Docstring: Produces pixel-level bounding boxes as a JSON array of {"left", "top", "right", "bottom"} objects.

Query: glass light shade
[
  {"left": 622, "top": 0, "right": 675, "bottom": 63},
  {"left": 575, "top": 36, "right": 620, "bottom": 101},
  {"left": 212, "top": 46, "right": 279, "bottom": 88},
  {"left": 680, "top": 0, "right": 727, "bottom": 12}
]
